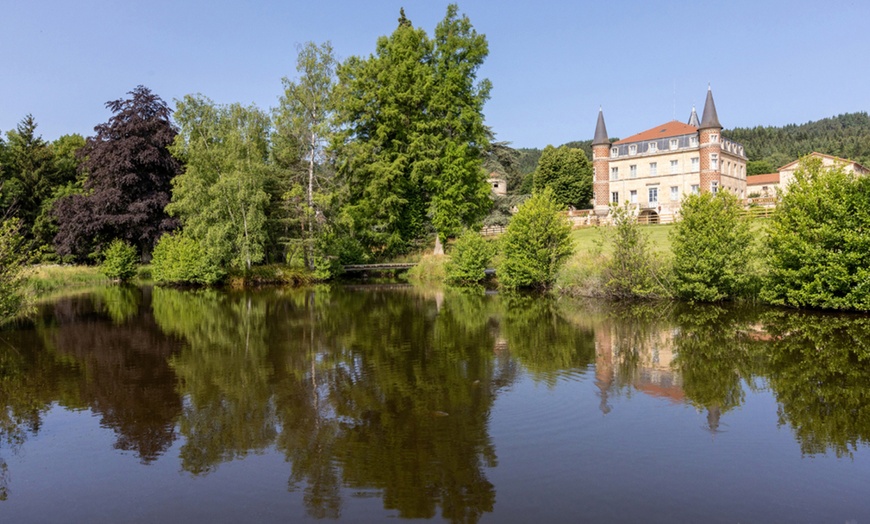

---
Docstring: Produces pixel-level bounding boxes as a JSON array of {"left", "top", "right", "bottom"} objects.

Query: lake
[{"left": 1, "top": 285, "right": 869, "bottom": 522}]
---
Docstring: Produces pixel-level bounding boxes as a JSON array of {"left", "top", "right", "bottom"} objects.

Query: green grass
[{"left": 23, "top": 264, "right": 110, "bottom": 297}]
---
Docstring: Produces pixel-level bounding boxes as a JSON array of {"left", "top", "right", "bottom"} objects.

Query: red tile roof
[
  {"left": 746, "top": 173, "right": 780, "bottom": 185},
  {"left": 614, "top": 121, "right": 698, "bottom": 145}
]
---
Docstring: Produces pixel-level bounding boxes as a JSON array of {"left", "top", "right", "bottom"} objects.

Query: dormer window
[
  {"left": 629, "top": 144, "right": 637, "bottom": 155},
  {"left": 690, "top": 136, "right": 699, "bottom": 147},
  {"left": 611, "top": 147, "right": 618, "bottom": 158},
  {"left": 648, "top": 142, "right": 657, "bottom": 153},
  {"left": 669, "top": 138, "right": 678, "bottom": 150}
]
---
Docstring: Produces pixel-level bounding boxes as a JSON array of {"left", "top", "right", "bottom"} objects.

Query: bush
[
  {"left": 670, "top": 191, "right": 755, "bottom": 302},
  {"left": 499, "top": 188, "right": 574, "bottom": 290},
  {"left": 761, "top": 156, "right": 870, "bottom": 310},
  {"left": 151, "top": 233, "right": 224, "bottom": 285},
  {"left": 0, "top": 219, "right": 30, "bottom": 324},
  {"left": 100, "top": 239, "right": 139, "bottom": 282},
  {"left": 445, "top": 230, "right": 495, "bottom": 285},
  {"left": 602, "top": 203, "right": 669, "bottom": 299}
]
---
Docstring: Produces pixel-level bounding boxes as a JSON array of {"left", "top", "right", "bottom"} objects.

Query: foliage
[
  {"left": 168, "top": 95, "right": 276, "bottom": 272},
  {"left": 670, "top": 191, "right": 756, "bottom": 302},
  {"left": 483, "top": 194, "right": 526, "bottom": 227},
  {"left": 483, "top": 141, "right": 521, "bottom": 192},
  {"left": 332, "top": 5, "right": 492, "bottom": 255},
  {"left": 54, "top": 87, "right": 181, "bottom": 261},
  {"left": 499, "top": 188, "right": 574, "bottom": 289},
  {"left": 406, "top": 253, "right": 448, "bottom": 284},
  {"left": 0, "top": 219, "right": 30, "bottom": 324},
  {"left": 602, "top": 203, "right": 670, "bottom": 299},
  {"left": 100, "top": 239, "right": 139, "bottom": 282},
  {"left": 746, "top": 159, "right": 775, "bottom": 176},
  {"left": 445, "top": 230, "right": 494, "bottom": 285},
  {"left": 532, "top": 145, "right": 593, "bottom": 209},
  {"left": 151, "top": 233, "right": 224, "bottom": 285},
  {"left": 760, "top": 156, "right": 870, "bottom": 310}
]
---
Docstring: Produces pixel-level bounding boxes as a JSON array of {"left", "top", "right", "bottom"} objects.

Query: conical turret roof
[
  {"left": 687, "top": 106, "right": 700, "bottom": 127},
  {"left": 700, "top": 86, "right": 721, "bottom": 129},
  {"left": 592, "top": 108, "right": 609, "bottom": 146}
]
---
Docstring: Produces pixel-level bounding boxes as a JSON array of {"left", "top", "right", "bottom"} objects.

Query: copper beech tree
[{"left": 54, "top": 86, "right": 181, "bottom": 261}]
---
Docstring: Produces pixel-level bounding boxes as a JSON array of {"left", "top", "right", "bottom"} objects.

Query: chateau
[{"left": 592, "top": 87, "right": 747, "bottom": 222}]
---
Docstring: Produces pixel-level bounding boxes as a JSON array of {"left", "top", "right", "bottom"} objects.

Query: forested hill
[
  {"left": 724, "top": 112, "right": 870, "bottom": 170},
  {"left": 518, "top": 112, "right": 870, "bottom": 178}
]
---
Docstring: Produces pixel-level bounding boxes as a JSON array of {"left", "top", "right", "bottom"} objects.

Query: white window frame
[
  {"left": 649, "top": 162, "right": 657, "bottom": 176},
  {"left": 610, "top": 167, "right": 619, "bottom": 181},
  {"left": 611, "top": 147, "right": 618, "bottom": 158},
  {"left": 630, "top": 190, "right": 638, "bottom": 204},
  {"left": 711, "top": 153, "right": 719, "bottom": 170},
  {"left": 711, "top": 181, "right": 719, "bottom": 194},
  {"left": 690, "top": 136, "right": 699, "bottom": 147},
  {"left": 670, "top": 160, "right": 679, "bottom": 174},
  {"left": 611, "top": 191, "right": 619, "bottom": 204},
  {"left": 630, "top": 164, "right": 637, "bottom": 178},
  {"left": 629, "top": 144, "right": 637, "bottom": 155},
  {"left": 691, "top": 157, "right": 699, "bottom": 170},
  {"left": 710, "top": 134, "right": 719, "bottom": 143},
  {"left": 691, "top": 184, "right": 700, "bottom": 195},
  {"left": 648, "top": 187, "right": 658, "bottom": 205},
  {"left": 648, "top": 142, "right": 658, "bottom": 153},
  {"left": 670, "top": 186, "right": 679, "bottom": 201},
  {"left": 669, "top": 138, "right": 679, "bottom": 150}
]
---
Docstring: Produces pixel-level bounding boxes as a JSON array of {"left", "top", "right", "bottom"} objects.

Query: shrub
[
  {"left": 100, "top": 239, "right": 139, "bottom": 282},
  {"left": 445, "top": 230, "right": 495, "bottom": 285},
  {"left": 151, "top": 233, "right": 224, "bottom": 285},
  {"left": 0, "top": 219, "right": 30, "bottom": 324},
  {"left": 602, "top": 203, "right": 669, "bottom": 299},
  {"left": 761, "top": 156, "right": 870, "bottom": 310},
  {"left": 499, "top": 188, "right": 574, "bottom": 290},
  {"left": 670, "top": 191, "right": 755, "bottom": 302}
]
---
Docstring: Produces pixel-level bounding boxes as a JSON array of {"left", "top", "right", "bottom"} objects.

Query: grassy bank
[{"left": 24, "top": 265, "right": 110, "bottom": 297}]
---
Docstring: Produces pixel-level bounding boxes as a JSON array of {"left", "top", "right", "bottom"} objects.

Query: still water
[{"left": 1, "top": 285, "right": 869, "bottom": 522}]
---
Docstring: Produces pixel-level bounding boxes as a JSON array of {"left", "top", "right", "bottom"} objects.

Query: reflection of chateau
[{"left": 594, "top": 322, "right": 683, "bottom": 413}]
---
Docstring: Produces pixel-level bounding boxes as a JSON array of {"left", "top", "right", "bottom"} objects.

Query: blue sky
[{"left": 2, "top": 0, "right": 868, "bottom": 148}]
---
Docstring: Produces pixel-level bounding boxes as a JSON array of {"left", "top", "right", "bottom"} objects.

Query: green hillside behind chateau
[{"left": 515, "top": 112, "right": 870, "bottom": 187}]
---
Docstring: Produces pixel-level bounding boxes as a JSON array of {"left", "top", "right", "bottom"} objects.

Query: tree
[
  {"left": 54, "top": 86, "right": 181, "bottom": 261},
  {"left": 332, "top": 5, "right": 491, "bottom": 256},
  {"left": 670, "top": 191, "right": 755, "bottom": 302},
  {"left": 0, "top": 219, "right": 29, "bottom": 325},
  {"left": 532, "top": 145, "right": 593, "bottom": 209},
  {"left": 761, "top": 156, "right": 870, "bottom": 310},
  {"left": 499, "top": 187, "right": 574, "bottom": 289},
  {"left": 602, "top": 203, "right": 669, "bottom": 299},
  {"left": 445, "top": 229, "right": 494, "bottom": 285},
  {"left": 100, "top": 239, "right": 139, "bottom": 282},
  {"left": 746, "top": 159, "right": 775, "bottom": 176},
  {"left": 168, "top": 95, "right": 275, "bottom": 271},
  {"left": 274, "top": 41, "right": 338, "bottom": 270}
]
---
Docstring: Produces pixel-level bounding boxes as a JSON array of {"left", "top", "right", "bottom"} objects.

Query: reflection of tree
[
  {"left": 670, "top": 304, "right": 761, "bottom": 432},
  {"left": 500, "top": 293, "right": 596, "bottom": 386},
  {"left": 46, "top": 288, "right": 182, "bottom": 463},
  {"left": 761, "top": 311, "right": 870, "bottom": 457},
  {"left": 153, "top": 288, "right": 276, "bottom": 475}
]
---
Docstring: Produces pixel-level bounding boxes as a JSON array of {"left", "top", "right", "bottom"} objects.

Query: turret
[
  {"left": 592, "top": 108, "right": 611, "bottom": 215},
  {"left": 698, "top": 86, "right": 722, "bottom": 193}
]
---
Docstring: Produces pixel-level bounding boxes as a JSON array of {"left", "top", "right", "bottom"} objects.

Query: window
[
  {"left": 690, "top": 136, "right": 699, "bottom": 147},
  {"left": 610, "top": 167, "right": 619, "bottom": 181},
  {"left": 711, "top": 153, "right": 719, "bottom": 170},
  {"left": 649, "top": 162, "right": 657, "bottom": 176},
  {"left": 629, "top": 144, "right": 637, "bottom": 155},
  {"left": 630, "top": 190, "right": 638, "bottom": 204},
  {"left": 670, "top": 186, "right": 679, "bottom": 201},
  {"left": 611, "top": 191, "right": 619, "bottom": 204},
  {"left": 669, "top": 138, "right": 678, "bottom": 150},
  {"left": 648, "top": 142, "right": 658, "bottom": 153},
  {"left": 611, "top": 147, "right": 618, "bottom": 158},
  {"left": 710, "top": 134, "right": 719, "bottom": 143},
  {"left": 711, "top": 181, "right": 719, "bottom": 194},
  {"left": 670, "top": 160, "right": 679, "bottom": 174},
  {"left": 690, "top": 184, "right": 700, "bottom": 195},
  {"left": 691, "top": 157, "right": 699, "bottom": 170},
  {"left": 648, "top": 187, "right": 658, "bottom": 205},
  {"left": 630, "top": 164, "right": 637, "bottom": 178}
]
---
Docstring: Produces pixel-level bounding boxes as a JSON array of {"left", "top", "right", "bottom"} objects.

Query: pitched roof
[
  {"left": 613, "top": 121, "right": 698, "bottom": 145},
  {"left": 746, "top": 173, "right": 780, "bottom": 185},
  {"left": 592, "top": 108, "right": 609, "bottom": 146},
  {"left": 778, "top": 151, "right": 869, "bottom": 173},
  {"left": 687, "top": 106, "right": 700, "bottom": 127}
]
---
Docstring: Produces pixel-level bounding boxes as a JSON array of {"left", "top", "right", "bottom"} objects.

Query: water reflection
[{"left": 2, "top": 286, "right": 870, "bottom": 519}]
